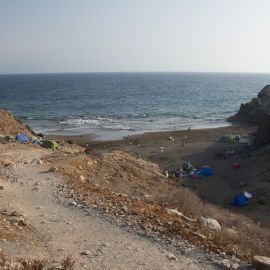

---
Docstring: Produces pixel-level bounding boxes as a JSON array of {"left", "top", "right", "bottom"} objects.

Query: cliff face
[
  {"left": 0, "top": 109, "right": 33, "bottom": 137},
  {"left": 229, "top": 85, "right": 270, "bottom": 145},
  {"left": 255, "top": 113, "right": 270, "bottom": 145},
  {"left": 229, "top": 85, "right": 270, "bottom": 125}
]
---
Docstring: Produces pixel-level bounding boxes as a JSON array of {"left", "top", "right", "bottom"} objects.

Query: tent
[
  {"left": 230, "top": 194, "right": 248, "bottom": 207},
  {"left": 41, "top": 140, "right": 59, "bottom": 150},
  {"left": 16, "top": 133, "right": 29, "bottom": 142}
]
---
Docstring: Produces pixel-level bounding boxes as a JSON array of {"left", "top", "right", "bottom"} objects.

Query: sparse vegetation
[
  {"left": 48, "top": 150, "right": 270, "bottom": 260},
  {"left": 0, "top": 257, "right": 75, "bottom": 270}
]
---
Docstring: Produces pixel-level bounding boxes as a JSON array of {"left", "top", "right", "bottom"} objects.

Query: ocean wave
[
  {"left": 59, "top": 118, "right": 100, "bottom": 126},
  {"left": 58, "top": 117, "right": 133, "bottom": 131}
]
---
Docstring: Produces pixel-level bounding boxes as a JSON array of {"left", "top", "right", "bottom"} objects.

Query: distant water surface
[{"left": 0, "top": 72, "right": 269, "bottom": 140}]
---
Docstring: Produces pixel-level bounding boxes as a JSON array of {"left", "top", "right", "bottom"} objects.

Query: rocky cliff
[
  {"left": 229, "top": 85, "right": 270, "bottom": 125},
  {"left": 229, "top": 85, "right": 270, "bottom": 145}
]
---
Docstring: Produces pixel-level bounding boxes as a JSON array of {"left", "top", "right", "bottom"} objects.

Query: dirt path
[{"left": 0, "top": 145, "right": 221, "bottom": 269}]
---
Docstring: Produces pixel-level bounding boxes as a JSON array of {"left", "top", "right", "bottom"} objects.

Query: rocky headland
[{"left": 229, "top": 85, "right": 270, "bottom": 145}]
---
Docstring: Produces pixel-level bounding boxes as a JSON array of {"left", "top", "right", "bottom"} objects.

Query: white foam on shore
[{"left": 26, "top": 115, "right": 231, "bottom": 141}]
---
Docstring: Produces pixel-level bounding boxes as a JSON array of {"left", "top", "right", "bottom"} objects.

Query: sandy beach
[{"left": 50, "top": 125, "right": 270, "bottom": 227}]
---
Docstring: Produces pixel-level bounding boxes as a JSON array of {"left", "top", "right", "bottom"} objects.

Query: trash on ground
[
  {"left": 219, "top": 134, "right": 241, "bottom": 144},
  {"left": 31, "top": 136, "right": 43, "bottom": 145},
  {"left": 189, "top": 169, "right": 204, "bottom": 179},
  {"left": 174, "top": 171, "right": 183, "bottom": 178},
  {"left": 243, "top": 191, "right": 252, "bottom": 199},
  {"left": 232, "top": 162, "right": 241, "bottom": 169},
  {"left": 164, "top": 162, "right": 213, "bottom": 180},
  {"left": 182, "top": 161, "right": 193, "bottom": 172},
  {"left": 239, "top": 137, "right": 251, "bottom": 145},
  {"left": 188, "top": 166, "right": 213, "bottom": 179},
  {"left": 4, "top": 135, "right": 16, "bottom": 142}
]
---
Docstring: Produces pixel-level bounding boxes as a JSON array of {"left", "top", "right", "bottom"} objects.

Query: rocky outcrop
[
  {"left": 229, "top": 85, "right": 270, "bottom": 125},
  {"left": 255, "top": 113, "right": 270, "bottom": 145},
  {"left": 229, "top": 85, "right": 270, "bottom": 145},
  {"left": 0, "top": 109, "right": 33, "bottom": 137}
]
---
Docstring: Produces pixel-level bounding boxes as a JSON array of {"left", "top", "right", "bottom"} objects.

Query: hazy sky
[{"left": 1, "top": 0, "right": 270, "bottom": 74}]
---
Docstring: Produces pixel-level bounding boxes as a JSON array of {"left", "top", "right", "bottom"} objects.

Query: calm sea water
[{"left": 0, "top": 72, "right": 269, "bottom": 140}]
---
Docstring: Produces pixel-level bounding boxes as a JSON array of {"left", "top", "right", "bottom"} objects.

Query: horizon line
[{"left": 1, "top": 70, "right": 270, "bottom": 76}]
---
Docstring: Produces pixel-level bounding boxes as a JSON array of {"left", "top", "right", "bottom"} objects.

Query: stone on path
[{"left": 252, "top": 256, "right": 270, "bottom": 270}]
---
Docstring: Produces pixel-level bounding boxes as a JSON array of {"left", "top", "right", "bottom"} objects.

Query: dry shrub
[
  {"left": 21, "top": 260, "right": 45, "bottom": 270},
  {"left": 0, "top": 257, "right": 75, "bottom": 270},
  {"left": 61, "top": 257, "right": 75, "bottom": 270},
  {"left": 154, "top": 188, "right": 204, "bottom": 217},
  {"left": 151, "top": 184, "right": 270, "bottom": 258}
]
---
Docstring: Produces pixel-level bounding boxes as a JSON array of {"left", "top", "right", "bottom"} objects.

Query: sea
[{"left": 0, "top": 72, "right": 269, "bottom": 140}]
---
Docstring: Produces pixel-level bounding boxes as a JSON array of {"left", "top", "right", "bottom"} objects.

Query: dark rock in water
[{"left": 228, "top": 85, "right": 270, "bottom": 125}]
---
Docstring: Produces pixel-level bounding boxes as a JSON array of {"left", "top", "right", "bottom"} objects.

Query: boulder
[
  {"left": 199, "top": 217, "right": 221, "bottom": 232},
  {"left": 252, "top": 256, "right": 270, "bottom": 270}
]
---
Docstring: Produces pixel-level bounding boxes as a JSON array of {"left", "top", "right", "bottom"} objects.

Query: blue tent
[
  {"left": 16, "top": 133, "right": 29, "bottom": 142},
  {"left": 230, "top": 194, "right": 247, "bottom": 207},
  {"left": 202, "top": 166, "right": 213, "bottom": 176}
]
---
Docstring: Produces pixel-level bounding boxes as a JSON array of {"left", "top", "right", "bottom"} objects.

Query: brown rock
[
  {"left": 48, "top": 166, "right": 58, "bottom": 172},
  {"left": 79, "top": 175, "right": 86, "bottom": 181},
  {"left": 252, "top": 256, "right": 270, "bottom": 270}
]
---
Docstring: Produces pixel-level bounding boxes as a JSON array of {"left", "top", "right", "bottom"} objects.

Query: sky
[{"left": 0, "top": 0, "right": 270, "bottom": 74}]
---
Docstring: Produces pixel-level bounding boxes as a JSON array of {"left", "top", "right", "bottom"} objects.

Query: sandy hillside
[{"left": 0, "top": 109, "right": 33, "bottom": 137}]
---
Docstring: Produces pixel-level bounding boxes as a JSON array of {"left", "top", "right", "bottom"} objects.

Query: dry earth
[
  {"left": 0, "top": 110, "right": 33, "bottom": 138},
  {"left": 0, "top": 142, "right": 225, "bottom": 270}
]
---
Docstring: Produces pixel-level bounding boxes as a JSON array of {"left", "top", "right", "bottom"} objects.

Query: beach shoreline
[{"left": 48, "top": 124, "right": 254, "bottom": 146}]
